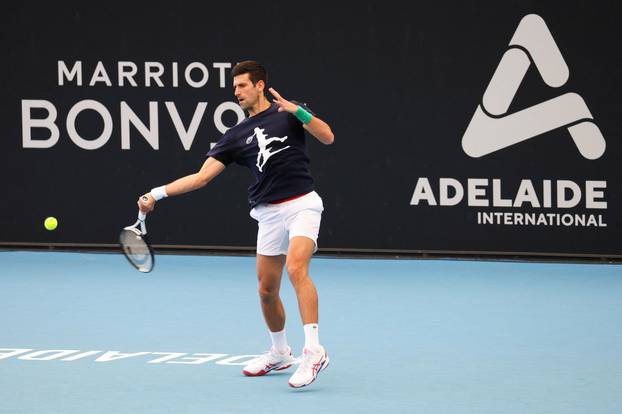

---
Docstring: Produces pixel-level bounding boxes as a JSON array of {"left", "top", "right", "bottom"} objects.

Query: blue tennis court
[{"left": 1, "top": 251, "right": 620, "bottom": 413}]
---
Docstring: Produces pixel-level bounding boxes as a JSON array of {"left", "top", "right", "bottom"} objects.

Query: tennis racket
[{"left": 120, "top": 196, "right": 154, "bottom": 273}]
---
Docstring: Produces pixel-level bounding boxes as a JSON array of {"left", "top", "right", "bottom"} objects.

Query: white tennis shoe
[
  {"left": 288, "top": 346, "right": 330, "bottom": 388},
  {"left": 242, "top": 346, "right": 294, "bottom": 376}
]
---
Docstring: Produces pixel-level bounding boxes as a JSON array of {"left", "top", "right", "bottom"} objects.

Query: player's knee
[
  {"left": 286, "top": 262, "right": 307, "bottom": 285},
  {"left": 258, "top": 285, "right": 279, "bottom": 303}
]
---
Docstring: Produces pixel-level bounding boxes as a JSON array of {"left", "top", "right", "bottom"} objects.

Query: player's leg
[
  {"left": 285, "top": 237, "right": 318, "bottom": 325},
  {"left": 286, "top": 236, "right": 329, "bottom": 388},
  {"left": 283, "top": 192, "right": 324, "bottom": 332},
  {"left": 243, "top": 207, "right": 294, "bottom": 377},
  {"left": 282, "top": 192, "right": 329, "bottom": 387},
  {"left": 242, "top": 253, "right": 294, "bottom": 377},
  {"left": 256, "top": 254, "right": 287, "bottom": 332}
]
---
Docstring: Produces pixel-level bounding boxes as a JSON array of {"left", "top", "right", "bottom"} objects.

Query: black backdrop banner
[{"left": 1, "top": 1, "right": 620, "bottom": 257}]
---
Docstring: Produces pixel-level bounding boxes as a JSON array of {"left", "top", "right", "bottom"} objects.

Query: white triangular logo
[{"left": 462, "top": 14, "right": 606, "bottom": 160}]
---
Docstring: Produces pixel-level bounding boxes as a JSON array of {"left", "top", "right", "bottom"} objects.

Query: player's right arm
[{"left": 137, "top": 157, "right": 226, "bottom": 213}]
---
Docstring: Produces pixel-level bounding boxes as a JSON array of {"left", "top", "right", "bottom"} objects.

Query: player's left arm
[{"left": 269, "top": 87, "right": 334, "bottom": 145}]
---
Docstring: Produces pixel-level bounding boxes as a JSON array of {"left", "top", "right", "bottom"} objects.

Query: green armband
[{"left": 294, "top": 106, "right": 313, "bottom": 124}]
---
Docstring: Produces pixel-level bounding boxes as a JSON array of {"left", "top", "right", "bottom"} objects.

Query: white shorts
[{"left": 249, "top": 191, "right": 324, "bottom": 256}]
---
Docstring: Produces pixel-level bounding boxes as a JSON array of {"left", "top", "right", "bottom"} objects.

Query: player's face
[{"left": 233, "top": 73, "right": 263, "bottom": 110}]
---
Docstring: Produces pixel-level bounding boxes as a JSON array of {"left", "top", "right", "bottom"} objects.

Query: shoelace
[
  {"left": 293, "top": 352, "right": 317, "bottom": 373},
  {"left": 253, "top": 349, "right": 289, "bottom": 365},
  {"left": 247, "top": 350, "right": 272, "bottom": 365}
]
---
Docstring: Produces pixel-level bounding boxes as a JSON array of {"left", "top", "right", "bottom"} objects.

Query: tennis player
[{"left": 137, "top": 60, "right": 334, "bottom": 388}]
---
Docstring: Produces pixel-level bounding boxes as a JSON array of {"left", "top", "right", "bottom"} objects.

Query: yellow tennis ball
[{"left": 44, "top": 216, "right": 58, "bottom": 231}]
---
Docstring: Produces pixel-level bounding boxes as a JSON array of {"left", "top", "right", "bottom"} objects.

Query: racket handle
[{"left": 138, "top": 195, "right": 149, "bottom": 221}]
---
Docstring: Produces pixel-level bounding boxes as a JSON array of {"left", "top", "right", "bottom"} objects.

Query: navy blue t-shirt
[{"left": 207, "top": 103, "right": 314, "bottom": 208}]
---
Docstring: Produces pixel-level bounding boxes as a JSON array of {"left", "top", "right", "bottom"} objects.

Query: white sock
[
  {"left": 303, "top": 323, "right": 321, "bottom": 352},
  {"left": 269, "top": 329, "right": 289, "bottom": 354}
]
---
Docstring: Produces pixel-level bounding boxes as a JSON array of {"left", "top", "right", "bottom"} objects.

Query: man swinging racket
[{"left": 137, "top": 60, "right": 335, "bottom": 388}]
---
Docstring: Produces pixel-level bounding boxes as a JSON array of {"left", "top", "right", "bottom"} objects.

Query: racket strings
[{"left": 120, "top": 229, "right": 153, "bottom": 272}]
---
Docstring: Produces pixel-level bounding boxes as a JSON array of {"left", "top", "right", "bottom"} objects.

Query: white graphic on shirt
[{"left": 247, "top": 127, "right": 290, "bottom": 172}]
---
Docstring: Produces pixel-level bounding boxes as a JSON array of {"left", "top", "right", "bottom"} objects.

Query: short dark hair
[{"left": 231, "top": 60, "right": 267, "bottom": 85}]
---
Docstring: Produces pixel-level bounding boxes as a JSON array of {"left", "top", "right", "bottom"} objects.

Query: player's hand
[
  {"left": 137, "top": 193, "right": 155, "bottom": 213},
  {"left": 269, "top": 88, "right": 298, "bottom": 113}
]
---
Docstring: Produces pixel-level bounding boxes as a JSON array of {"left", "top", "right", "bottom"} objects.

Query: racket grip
[{"left": 138, "top": 211, "right": 147, "bottom": 221}]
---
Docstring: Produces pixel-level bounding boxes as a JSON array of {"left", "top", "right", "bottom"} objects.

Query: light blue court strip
[{"left": 1, "top": 251, "right": 621, "bottom": 414}]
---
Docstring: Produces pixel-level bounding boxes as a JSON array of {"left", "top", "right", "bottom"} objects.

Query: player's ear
[{"left": 256, "top": 79, "right": 265, "bottom": 93}]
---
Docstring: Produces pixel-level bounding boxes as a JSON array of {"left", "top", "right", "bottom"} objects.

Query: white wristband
[{"left": 150, "top": 185, "right": 168, "bottom": 201}]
